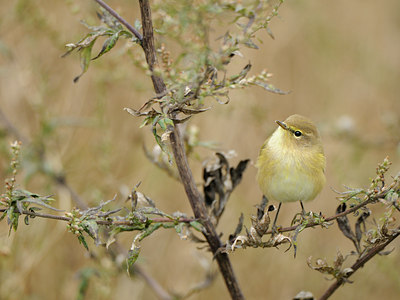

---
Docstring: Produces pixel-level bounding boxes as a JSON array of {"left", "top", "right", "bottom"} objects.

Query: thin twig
[
  {"left": 0, "top": 208, "right": 195, "bottom": 225},
  {"left": 133, "top": 267, "right": 173, "bottom": 300},
  {"left": 318, "top": 225, "right": 400, "bottom": 300},
  {"left": 93, "top": 0, "right": 143, "bottom": 41}
]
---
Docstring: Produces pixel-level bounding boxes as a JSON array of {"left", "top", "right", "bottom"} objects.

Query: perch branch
[{"left": 266, "top": 181, "right": 397, "bottom": 235}]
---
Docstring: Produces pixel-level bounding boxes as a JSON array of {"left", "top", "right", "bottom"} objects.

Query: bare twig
[
  {"left": 318, "top": 225, "right": 400, "bottom": 300},
  {"left": 93, "top": 0, "right": 143, "bottom": 41},
  {"left": 132, "top": 267, "right": 173, "bottom": 300}
]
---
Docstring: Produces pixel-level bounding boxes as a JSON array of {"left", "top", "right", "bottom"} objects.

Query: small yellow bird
[{"left": 256, "top": 114, "right": 326, "bottom": 227}]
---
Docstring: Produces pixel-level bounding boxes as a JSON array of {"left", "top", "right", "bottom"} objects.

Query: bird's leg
[
  {"left": 300, "top": 201, "right": 305, "bottom": 215},
  {"left": 271, "top": 202, "right": 282, "bottom": 236},
  {"left": 291, "top": 201, "right": 307, "bottom": 226}
]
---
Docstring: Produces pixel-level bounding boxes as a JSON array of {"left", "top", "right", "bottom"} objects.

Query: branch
[
  {"left": 137, "top": 1, "right": 244, "bottom": 299},
  {"left": 318, "top": 224, "right": 400, "bottom": 300},
  {"left": 93, "top": 0, "right": 143, "bottom": 41},
  {"left": 138, "top": 0, "right": 167, "bottom": 95},
  {"left": 168, "top": 126, "right": 244, "bottom": 300},
  {"left": 265, "top": 183, "right": 395, "bottom": 235},
  {"left": 133, "top": 267, "right": 173, "bottom": 300},
  {"left": 0, "top": 208, "right": 195, "bottom": 225}
]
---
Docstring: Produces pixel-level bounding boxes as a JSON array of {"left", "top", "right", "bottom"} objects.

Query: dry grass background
[{"left": 1, "top": 0, "right": 400, "bottom": 299}]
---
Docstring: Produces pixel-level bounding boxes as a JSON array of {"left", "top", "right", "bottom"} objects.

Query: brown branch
[
  {"left": 0, "top": 208, "right": 195, "bottom": 225},
  {"left": 93, "top": 0, "right": 143, "bottom": 41},
  {"left": 318, "top": 225, "right": 400, "bottom": 300},
  {"left": 169, "top": 125, "right": 244, "bottom": 300},
  {"left": 138, "top": 0, "right": 167, "bottom": 95},
  {"left": 137, "top": 1, "right": 244, "bottom": 299}
]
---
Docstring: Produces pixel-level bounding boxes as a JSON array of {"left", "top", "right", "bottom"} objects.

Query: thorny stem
[
  {"left": 318, "top": 224, "right": 400, "bottom": 300},
  {"left": 137, "top": 1, "right": 244, "bottom": 299}
]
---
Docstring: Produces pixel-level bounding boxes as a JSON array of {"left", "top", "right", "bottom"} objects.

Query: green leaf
[
  {"left": 78, "top": 234, "right": 89, "bottom": 251},
  {"left": 74, "top": 39, "right": 96, "bottom": 83},
  {"left": 127, "top": 247, "right": 140, "bottom": 269},
  {"left": 126, "top": 224, "right": 163, "bottom": 271},
  {"left": 106, "top": 226, "right": 122, "bottom": 249},
  {"left": 140, "top": 223, "right": 163, "bottom": 241},
  {"left": 158, "top": 118, "right": 167, "bottom": 130},
  {"left": 139, "top": 116, "right": 152, "bottom": 128},
  {"left": 254, "top": 81, "right": 289, "bottom": 95},
  {"left": 134, "top": 19, "right": 142, "bottom": 31},
  {"left": 92, "top": 31, "right": 121, "bottom": 60},
  {"left": 0, "top": 210, "right": 6, "bottom": 222},
  {"left": 138, "top": 207, "right": 173, "bottom": 219},
  {"left": 266, "top": 27, "right": 275, "bottom": 40},
  {"left": 175, "top": 222, "right": 183, "bottom": 234},
  {"left": 7, "top": 206, "right": 19, "bottom": 233},
  {"left": 76, "top": 268, "right": 98, "bottom": 300},
  {"left": 243, "top": 38, "right": 259, "bottom": 49},
  {"left": 151, "top": 117, "right": 173, "bottom": 164},
  {"left": 190, "top": 221, "right": 205, "bottom": 232},
  {"left": 82, "top": 220, "right": 100, "bottom": 245},
  {"left": 20, "top": 197, "right": 63, "bottom": 212},
  {"left": 164, "top": 118, "right": 174, "bottom": 126}
]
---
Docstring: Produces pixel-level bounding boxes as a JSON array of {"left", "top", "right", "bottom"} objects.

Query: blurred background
[{"left": 1, "top": 0, "right": 400, "bottom": 299}]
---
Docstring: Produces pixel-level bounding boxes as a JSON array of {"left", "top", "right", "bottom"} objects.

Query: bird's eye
[{"left": 294, "top": 130, "right": 302, "bottom": 137}]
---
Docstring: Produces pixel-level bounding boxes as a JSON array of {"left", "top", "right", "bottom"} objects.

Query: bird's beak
[{"left": 276, "top": 120, "right": 289, "bottom": 131}]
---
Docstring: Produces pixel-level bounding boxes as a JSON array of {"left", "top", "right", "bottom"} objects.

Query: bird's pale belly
[
  {"left": 265, "top": 169, "right": 318, "bottom": 203},
  {"left": 257, "top": 155, "right": 324, "bottom": 203}
]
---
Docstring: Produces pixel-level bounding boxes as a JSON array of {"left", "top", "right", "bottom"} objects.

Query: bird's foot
[{"left": 271, "top": 224, "right": 282, "bottom": 236}]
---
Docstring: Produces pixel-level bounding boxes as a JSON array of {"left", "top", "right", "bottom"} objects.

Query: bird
[{"left": 256, "top": 114, "right": 326, "bottom": 230}]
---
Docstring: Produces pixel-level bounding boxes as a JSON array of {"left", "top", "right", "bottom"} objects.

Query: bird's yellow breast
[{"left": 256, "top": 127, "right": 326, "bottom": 203}]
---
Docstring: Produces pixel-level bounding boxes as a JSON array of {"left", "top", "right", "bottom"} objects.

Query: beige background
[{"left": 1, "top": 0, "right": 399, "bottom": 299}]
